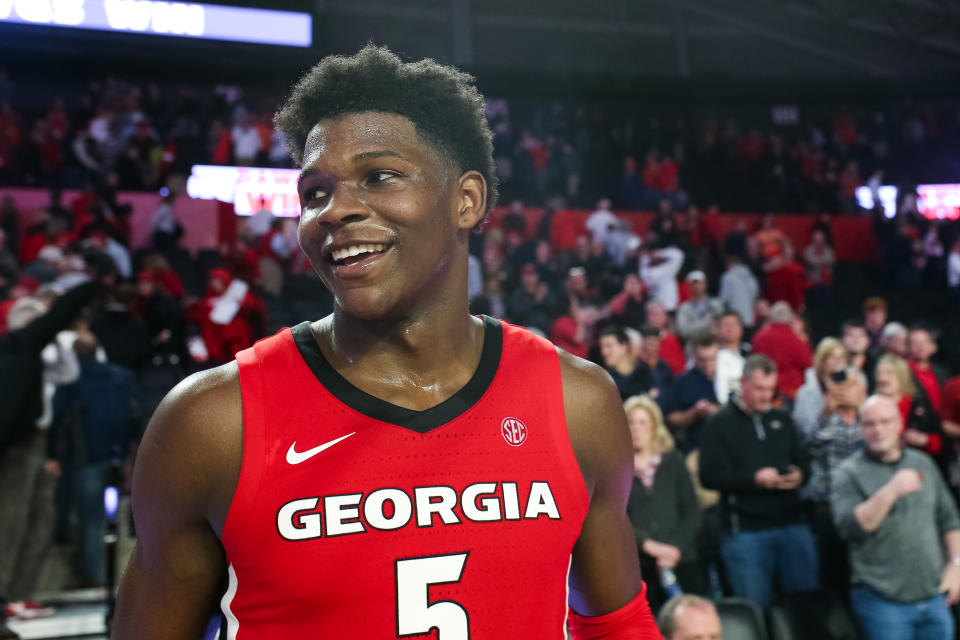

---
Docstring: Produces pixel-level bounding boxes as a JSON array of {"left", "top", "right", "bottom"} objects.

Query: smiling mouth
[{"left": 328, "top": 243, "right": 390, "bottom": 266}]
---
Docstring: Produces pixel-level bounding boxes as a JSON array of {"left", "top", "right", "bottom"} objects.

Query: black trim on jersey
[{"left": 291, "top": 315, "right": 503, "bottom": 434}]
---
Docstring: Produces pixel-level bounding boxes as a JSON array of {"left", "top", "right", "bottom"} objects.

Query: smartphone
[{"left": 830, "top": 369, "right": 848, "bottom": 383}]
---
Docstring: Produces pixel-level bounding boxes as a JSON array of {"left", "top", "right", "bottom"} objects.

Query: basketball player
[{"left": 112, "top": 46, "right": 658, "bottom": 639}]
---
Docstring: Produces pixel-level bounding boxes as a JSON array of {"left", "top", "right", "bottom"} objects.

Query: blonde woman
[
  {"left": 793, "top": 337, "right": 848, "bottom": 441},
  {"left": 875, "top": 354, "right": 944, "bottom": 462},
  {"left": 624, "top": 395, "right": 703, "bottom": 612}
]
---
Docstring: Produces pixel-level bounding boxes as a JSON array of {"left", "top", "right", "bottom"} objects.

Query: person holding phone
[{"left": 699, "top": 354, "right": 819, "bottom": 608}]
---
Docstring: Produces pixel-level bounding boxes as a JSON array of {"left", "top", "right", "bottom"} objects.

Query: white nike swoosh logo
[{"left": 286, "top": 432, "right": 356, "bottom": 465}]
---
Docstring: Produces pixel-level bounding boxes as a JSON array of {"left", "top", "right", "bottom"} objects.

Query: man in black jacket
[
  {"left": 699, "top": 353, "right": 820, "bottom": 608},
  {"left": 0, "top": 279, "right": 100, "bottom": 637}
]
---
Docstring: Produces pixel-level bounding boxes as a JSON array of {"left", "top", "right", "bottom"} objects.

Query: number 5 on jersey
[{"left": 396, "top": 552, "right": 470, "bottom": 639}]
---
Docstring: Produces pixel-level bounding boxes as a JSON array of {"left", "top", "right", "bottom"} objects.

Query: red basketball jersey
[{"left": 220, "top": 316, "right": 590, "bottom": 639}]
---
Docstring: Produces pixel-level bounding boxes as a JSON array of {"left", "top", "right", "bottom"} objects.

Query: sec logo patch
[{"left": 501, "top": 417, "right": 528, "bottom": 446}]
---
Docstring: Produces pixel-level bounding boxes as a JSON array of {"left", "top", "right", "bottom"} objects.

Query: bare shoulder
[
  {"left": 135, "top": 361, "right": 243, "bottom": 533},
  {"left": 557, "top": 349, "right": 632, "bottom": 497}
]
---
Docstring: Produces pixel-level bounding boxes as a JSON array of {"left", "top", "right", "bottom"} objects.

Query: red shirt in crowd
[
  {"left": 942, "top": 377, "right": 960, "bottom": 425},
  {"left": 765, "top": 261, "right": 809, "bottom": 311},
  {"left": 909, "top": 361, "right": 942, "bottom": 413},
  {"left": 750, "top": 322, "right": 812, "bottom": 398},
  {"left": 659, "top": 330, "right": 686, "bottom": 375},
  {"left": 898, "top": 395, "right": 942, "bottom": 455},
  {"left": 549, "top": 315, "right": 587, "bottom": 360}
]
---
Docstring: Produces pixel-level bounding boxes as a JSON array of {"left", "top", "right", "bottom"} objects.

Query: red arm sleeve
[{"left": 567, "top": 583, "right": 662, "bottom": 639}]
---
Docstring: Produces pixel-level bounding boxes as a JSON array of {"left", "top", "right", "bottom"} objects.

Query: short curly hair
[{"left": 275, "top": 44, "right": 498, "bottom": 212}]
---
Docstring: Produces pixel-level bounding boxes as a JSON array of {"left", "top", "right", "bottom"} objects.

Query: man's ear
[{"left": 456, "top": 170, "right": 487, "bottom": 231}]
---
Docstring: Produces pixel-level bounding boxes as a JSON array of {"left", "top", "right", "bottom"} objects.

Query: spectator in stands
[
  {"left": 550, "top": 295, "right": 590, "bottom": 360},
  {"left": 585, "top": 198, "right": 617, "bottom": 248},
  {"left": 657, "top": 595, "right": 722, "bottom": 640},
  {"left": 763, "top": 243, "right": 809, "bottom": 311},
  {"left": 90, "top": 284, "right": 150, "bottom": 372},
  {"left": 532, "top": 239, "right": 564, "bottom": 293},
  {"left": 874, "top": 354, "right": 945, "bottom": 469},
  {"left": 878, "top": 322, "right": 908, "bottom": 359},
  {"left": 185, "top": 268, "right": 266, "bottom": 365},
  {"left": 752, "top": 298, "right": 771, "bottom": 330},
  {"left": 750, "top": 301, "right": 812, "bottom": 399},
  {"left": 506, "top": 263, "right": 554, "bottom": 335},
  {"left": 718, "top": 250, "right": 758, "bottom": 331},
  {"left": 803, "top": 228, "right": 835, "bottom": 306},
  {"left": 949, "top": 236, "right": 960, "bottom": 308},
  {"left": 246, "top": 197, "right": 274, "bottom": 242},
  {"left": 624, "top": 395, "right": 702, "bottom": 612},
  {"left": 639, "top": 243, "right": 684, "bottom": 312},
  {"left": 714, "top": 311, "right": 749, "bottom": 404},
  {"left": 863, "top": 297, "right": 888, "bottom": 354},
  {"left": 51, "top": 332, "right": 140, "bottom": 587},
  {"left": 804, "top": 367, "right": 866, "bottom": 592},
  {"left": 699, "top": 354, "right": 819, "bottom": 609},
  {"left": 907, "top": 325, "right": 946, "bottom": 414},
  {"left": 231, "top": 113, "right": 261, "bottom": 166},
  {"left": 832, "top": 395, "right": 960, "bottom": 640},
  {"left": 477, "top": 273, "right": 506, "bottom": 320},
  {"left": 149, "top": 189, "right": 182, "bottom": 255},
  {"left": 257, "top": 217, "right": 291, "bottom": 297},
  {"left": 660, "top": 333, "right": 720, "bottom": 453},
  {"left": 843, "top": 319, "right": 875, "bottom": 389},
  {"left": 714, "top": 310, "right": 749, "bottom": 358},
  {"left": 675, "top": 271, "right": 722, "bottom": 341},
  {"left": 607, "top": 272, "right": 647, "bottom": 328},
  {"left": 793, "top": 337, "right": 848, "bottom": 440},
  {"left": 646, "top": 300, "right": 686, "bottom": 375},
  {"left": 0, "top": 280, "right": 100, "bottom": 635},
  {"left": 599, "top": 326, "right": 652, "bottom": 400},
  {"left": 639, "top": 326, "right": 674, "bottom": 399}
]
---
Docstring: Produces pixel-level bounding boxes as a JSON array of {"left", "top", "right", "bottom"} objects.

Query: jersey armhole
[
  {"left": 221, "top": 342, "right": 269, "bottom": 550},
  {"left": 547, "top": 347, "right": 592, "bottom": 528}
]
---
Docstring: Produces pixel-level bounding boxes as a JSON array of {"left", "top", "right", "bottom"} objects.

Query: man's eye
[
  {"left": 303, "top": 187, "right": 327, "bottom": 202},
  {"left": 369, "top": 171, "right": 398, "bottom": 183}
]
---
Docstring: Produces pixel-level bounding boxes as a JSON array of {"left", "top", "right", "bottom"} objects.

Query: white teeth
[{"left": 331, "top": 244, "right": 386, "bottom": 263}]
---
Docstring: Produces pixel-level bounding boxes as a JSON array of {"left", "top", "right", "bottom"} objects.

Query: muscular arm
[
  {"left": 559, "top": 351, "right": 644, "bottom": 616},
  {"left": 111, "top": 363, "right": 242, "bottom": 639}
]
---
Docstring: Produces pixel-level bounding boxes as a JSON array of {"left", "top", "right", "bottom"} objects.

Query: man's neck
[
  {"left": 850, "top": 353, "right": 866, "bottom": 369},
  {"left": 613, "top": 358, "right": 636, "bottom": 376},
  {"left": 719, "top": 340, "right": 739, "bottom": 352},
  {"left": 912, "top": 358, "right": 931, "bottom": 371}
]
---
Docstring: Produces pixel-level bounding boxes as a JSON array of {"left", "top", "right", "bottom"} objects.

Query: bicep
[
  {"left": 112, "top": 368, "right": 241, "bottom": 639},
  {"left": 112, "top": 430, "right": 227, "bottom": 638},
  {"left": 561, "top": 353, "right": 643, "bottom": 615}
]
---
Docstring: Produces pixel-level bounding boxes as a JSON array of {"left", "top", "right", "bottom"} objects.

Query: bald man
[
  {"left": 657, "top": 595, "right": 721, "bottom": 640},
  {"left": 832, "top": 395, "right": 960, "bottom": 640}
]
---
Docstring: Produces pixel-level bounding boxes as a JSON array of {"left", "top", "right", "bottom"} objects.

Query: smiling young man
[{"left": 111, "top": 46, "right": 657, "bottom": 639}]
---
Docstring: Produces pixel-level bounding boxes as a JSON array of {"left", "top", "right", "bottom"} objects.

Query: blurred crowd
[
  {"left": 3, "top": 67, "right": 960, "bottom": 638},
  {"left": 0, "top": 69, "right": 958, "bottom": 212}
]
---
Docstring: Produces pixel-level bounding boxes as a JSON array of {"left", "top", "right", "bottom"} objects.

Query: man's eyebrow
[
  {"left": 352, "top": 150, "right": 403, "bottom": 162},
  {"left": 298, "top": 150, "right": 404, "bottom": 187}
]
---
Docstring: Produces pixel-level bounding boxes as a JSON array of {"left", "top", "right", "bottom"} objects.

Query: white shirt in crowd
[
  {"left": 715, "top": 348, "right": 745, "bottom": 405},
  {"left": 639, "top": 246, "right": 684, "bottom": 311},
  {"left": 585, "top": 207, "right": 619, "bottom": 246},
  {"left": 949, "top": 251, "right": 960, "bottom": 288},
  {"left": 247, "top": 206, "right": 274, "bottom": 238},
  {"left": 232, "top": 125, "right": 262, "bottom": 162}
]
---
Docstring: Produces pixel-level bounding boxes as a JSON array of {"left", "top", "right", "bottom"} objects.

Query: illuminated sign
[
  {"left": 856, "top": 183, "right": 960, "bottom": 220},
  {"left": 0, "top": 1, "right": 312, "bottom": 47},
  {"left": 187, "top": 165, "right": 302, "bottom": 217},
  {"left": 855, "top": 185, "right": 899, "bottom": 219},
  {"left": 917, "top": 184, "right": 960, "bottom": 220}
]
